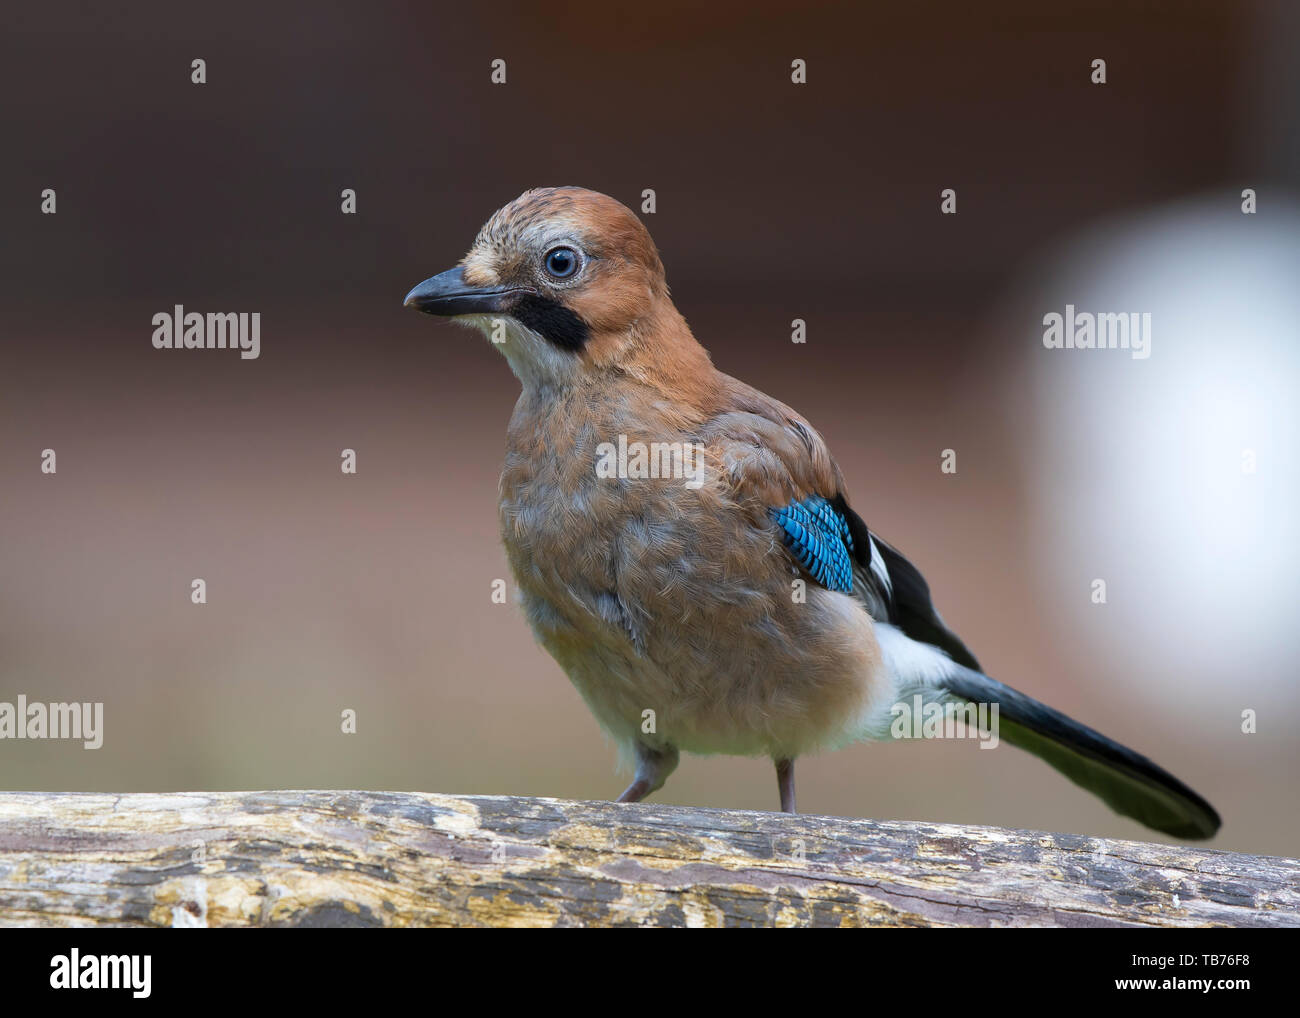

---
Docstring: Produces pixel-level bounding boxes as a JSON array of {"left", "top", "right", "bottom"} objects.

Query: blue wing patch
[{"left": 769, "top": 495, "right": 856, "bottom": 594}]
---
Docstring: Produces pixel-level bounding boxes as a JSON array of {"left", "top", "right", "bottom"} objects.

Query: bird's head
[{"left": 404, "top": 187, "right": 698, "bottom": 389}]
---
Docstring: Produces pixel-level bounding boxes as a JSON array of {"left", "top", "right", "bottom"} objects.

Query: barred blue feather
[{"left": 769, "top": 495, "right": 856, "bottom": 594}]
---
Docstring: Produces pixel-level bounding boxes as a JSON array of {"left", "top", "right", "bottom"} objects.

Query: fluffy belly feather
[{"left": 500, "top": 454, "right": 892, "bottom": 761}]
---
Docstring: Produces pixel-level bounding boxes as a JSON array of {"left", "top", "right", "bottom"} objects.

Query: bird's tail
[{"left": 940, "top": 668, "right": 1221, "bottom": 840}]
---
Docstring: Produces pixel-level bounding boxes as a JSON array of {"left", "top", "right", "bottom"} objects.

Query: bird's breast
[
  {"left": 493, "top": 391, "right": 888, "bottom": 758},
  {"left": 498, "top": 403, "right": 696, "bottom": 644},
  {"left": 496, "top": 389, "right": 765, "bottom": 671}
]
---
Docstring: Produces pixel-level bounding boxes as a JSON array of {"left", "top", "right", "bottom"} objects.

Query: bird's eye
[{"left": 543, "top": 246, "right": 580, "bottom": 279}]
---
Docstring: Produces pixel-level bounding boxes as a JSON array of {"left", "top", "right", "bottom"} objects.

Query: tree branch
[{"left": 0, "top": 791, "right": 1293, "bottom": 927}]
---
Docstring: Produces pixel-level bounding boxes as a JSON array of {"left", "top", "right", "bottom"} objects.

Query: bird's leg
[
  {"left": 615, "top": 780, "right": 650, "bottom": 803},
  {"left": 776, "top": 758, "right": 797, "bottom": 814},
  {"left": 615, "top": 743, "right": 679, "bottom": 804}
]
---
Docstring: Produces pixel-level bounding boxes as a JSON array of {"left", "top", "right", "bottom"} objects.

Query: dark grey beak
[{"left": 403, "top": 267, "right": 522, "bottom": 316}]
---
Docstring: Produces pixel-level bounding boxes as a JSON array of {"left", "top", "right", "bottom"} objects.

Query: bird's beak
[{"left": 403, "top": 267, "right": 522, "bottom": 316}]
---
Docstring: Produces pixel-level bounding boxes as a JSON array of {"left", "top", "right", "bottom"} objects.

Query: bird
[{"left": 403, "top": 186, "right": 1221, "bottom": 840}]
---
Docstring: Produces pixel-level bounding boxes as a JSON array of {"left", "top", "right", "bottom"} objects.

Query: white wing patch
[{"left": 867, "top": 534, "right": 893, "bottom": 598}]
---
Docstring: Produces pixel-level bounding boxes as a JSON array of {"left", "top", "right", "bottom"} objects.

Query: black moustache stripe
[{"left": 508, "top": 294, "right": 590, "bottom": 352}]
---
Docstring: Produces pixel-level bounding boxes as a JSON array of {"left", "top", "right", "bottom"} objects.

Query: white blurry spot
[{"left": 1021, "top": 195, "right": 1300, "bottom": 702}]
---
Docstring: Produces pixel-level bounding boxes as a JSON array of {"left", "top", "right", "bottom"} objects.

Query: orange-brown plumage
[
  {"left": 448, "top": 188, "right": 887, "bottom": 782},
  {"left": 401, "top": 186, "right": 1222, "bottom": 837}
]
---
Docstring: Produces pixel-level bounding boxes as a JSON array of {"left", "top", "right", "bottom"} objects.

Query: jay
[{"left": 404, "top": 186, "right": 1220, "bottom": 840}]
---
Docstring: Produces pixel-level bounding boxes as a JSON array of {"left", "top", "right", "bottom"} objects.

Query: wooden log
[{"left": 0, "top": 791, "right": 1294, "bottom": 927}]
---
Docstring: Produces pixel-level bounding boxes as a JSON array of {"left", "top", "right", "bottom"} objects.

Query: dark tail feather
[{"left": 942, "top": 669, "right": 1221, "bottom": 840}]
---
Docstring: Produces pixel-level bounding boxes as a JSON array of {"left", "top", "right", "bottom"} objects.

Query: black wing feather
[{"left": 832, "top": 495, "right": 981, "bottom": 670}]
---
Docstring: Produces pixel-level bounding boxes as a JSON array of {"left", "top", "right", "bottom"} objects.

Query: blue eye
[{"left": 544, "top": 247, "right": 579, "bottom": 279}]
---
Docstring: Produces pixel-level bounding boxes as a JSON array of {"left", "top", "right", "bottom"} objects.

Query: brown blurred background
[{"left": 1, "top": 1, "right": 1297, "bottom": 856}]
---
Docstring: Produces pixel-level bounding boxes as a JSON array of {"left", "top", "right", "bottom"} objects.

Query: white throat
[{"left": 455, "top": 314, "right": 581, "bottom": 392}]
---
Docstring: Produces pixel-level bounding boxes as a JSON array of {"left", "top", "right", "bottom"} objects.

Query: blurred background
[{"left": 1, "top": 0, "right": 1296, "bottom": 856}]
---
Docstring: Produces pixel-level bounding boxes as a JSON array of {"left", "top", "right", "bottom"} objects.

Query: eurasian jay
[{"left": 404, "top": 186, "right": 1220, "bottom": 840}]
